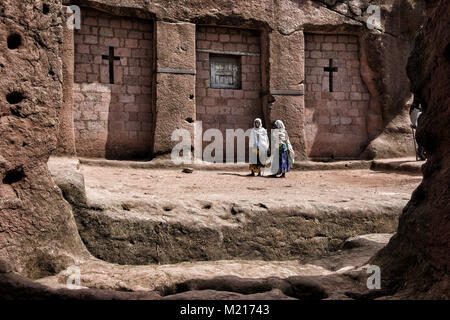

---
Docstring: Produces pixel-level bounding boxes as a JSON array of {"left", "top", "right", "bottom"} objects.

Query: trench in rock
[
  {"left": 64, "top": 164, "right": 420, "bottom": 266},
  {"left": 45, "top": 158, "right": 422, "bottom": 297}
]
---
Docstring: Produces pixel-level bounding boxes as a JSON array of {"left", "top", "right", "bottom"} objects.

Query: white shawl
[
  {"left": 269, "top": 120, "right": 295, "bottom": 174},
  {"left": 249, "top": 118, "right": 269, "bottom": 164}
]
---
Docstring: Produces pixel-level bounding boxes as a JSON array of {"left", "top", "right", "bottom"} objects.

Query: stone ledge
[
  {"left": 77, "top": 157, "right": 373, "bottom": 172},
  {"left": 73, "top": 202, "right": 400, "bottom": 265},
  {"left": 75, "top": 157, "right": 425, "bottom": 174},
  {"left": 371, "top": 158, "right": 423, "bottom": 175},
  {"left": 35, "top": 233, "right": 392, "bottom": 298},
  {"left": 46, "top": 157, "right": 417, "bottom": 267}
]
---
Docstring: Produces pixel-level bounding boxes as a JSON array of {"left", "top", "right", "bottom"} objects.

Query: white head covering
[
  {"left": 250, "top": 118, "right": 269, "bottom": 158},
  {"left": 274, "top": 120, "right": 285, "bottom": 129},
  {"left": 253, "top": 118, "right": 264, "bottom": 131},
  {"left": 269, "top": 119, "right": 295, "bottom": 174}
]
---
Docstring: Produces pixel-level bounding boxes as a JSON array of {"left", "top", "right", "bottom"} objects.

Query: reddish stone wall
[
  {"left": 73, "top": 8, "right": 154, "bottom": 159},
  {"left": 195, "top": 26, "right": 262, "bottom": 160},
  {"left": 304, "top": 33, "right": 370, "bottom": 159}
]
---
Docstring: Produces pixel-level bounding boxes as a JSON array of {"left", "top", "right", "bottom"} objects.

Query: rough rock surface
[
  {"left": 66, "top": 164, "right": 418, "bottom": 265},
  {"left": 371, "top": 0, "right": 450, "bottom": 299},
  {"left": 0, "top": 0, "right": 446, "bottom": 300},
  {"left": 0, "top": 0, "right": 89, "bottom": 279},
  {"left": 33, "top": 233, "right": 389, "bottom": 299},
  {"left": 371, "top": 157, "right": 423, "bottom": 174},
  {"left": 47, "top": 157, "right": 88, "bottom": 206}
]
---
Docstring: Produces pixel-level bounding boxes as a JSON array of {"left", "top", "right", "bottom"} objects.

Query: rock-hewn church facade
[{"left": 56, "top": 0, "right": 419, "bottom": 161}]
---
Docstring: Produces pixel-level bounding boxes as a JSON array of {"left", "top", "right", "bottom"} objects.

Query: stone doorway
[
  {"left": 73, "top": 7, "right": 154, "bottom": 160},
  {"left": 304, "top": 33, "right": 370, "bottom": 160}
]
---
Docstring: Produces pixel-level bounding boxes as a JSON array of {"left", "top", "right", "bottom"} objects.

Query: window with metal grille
[{"left": 209, "top": 54, "right": 242, "bottom": 90}]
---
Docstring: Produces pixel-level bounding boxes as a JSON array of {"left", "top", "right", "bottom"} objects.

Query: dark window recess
[{"left": 210, "top": 54, "right": 242, "bottom": 90}]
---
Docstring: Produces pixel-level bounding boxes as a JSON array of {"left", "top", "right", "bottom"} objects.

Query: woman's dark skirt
[{"left": 278, "top": 144, "right": 291, "bottom": 174}]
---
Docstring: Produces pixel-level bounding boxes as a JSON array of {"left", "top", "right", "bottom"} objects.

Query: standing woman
[
  {"left": 248, "top": 118, "right": 269, "bottom": 176},
  {"left": 269, "top": 120, "right": 294, "bottom": 178}
]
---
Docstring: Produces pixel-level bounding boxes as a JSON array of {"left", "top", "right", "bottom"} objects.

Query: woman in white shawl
[
  {"left": 269, "top": 120, "right": 295, "bottom": 178},
  {"left": 248, "top": 118, "right": 269, "bottom": 176}
]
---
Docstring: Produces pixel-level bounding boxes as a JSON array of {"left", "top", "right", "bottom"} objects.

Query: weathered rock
[
  {"left": 0, "top": 0, "right": 90, "bottom": 279},
  {"left": 73, "top": 202, "right": 400, "bottom": 265},
  {"left": 302, "top": 233, "right": 392, "bottom": 272},
  {"left": 153, "top": 21, "right": 196, "bottom": 155},
  {"left": 66, "top": 166, "right": 417, "bottom": 265},
  {"left": 159, "top": 275, "right": 328, "bottom": 300},
  {"left": 371, "top": 0, "right": 450, "bottom": 299},
  {"left": 54, "top": 9, "right": 76, "bottom": 156},
  {"left": 371, "top": 158, "right": 423, "bottom": 175},
  {"left": 361, "top": 107, "right": 416, "bottom": 159},
  {"left": 34, "top": 232, "right": 386, "bottom": 298},
  {"left": 317, "top": 0, "right": 339, "bottom": 6},
  {"left": 0, "top": 0, "right": 445, "bottom": 301},
  {"left": 48, "top": 157, "right": 88, "bottom": 206},
  {"left": 0, "top": 259, "right": 13, "bottom": 274},
  {"left": 343, "top": 233, "right": 393, "bottom": 249}
]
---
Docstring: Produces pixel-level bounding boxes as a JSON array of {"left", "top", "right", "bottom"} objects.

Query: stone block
[
  {"left": 84, "top": 35, "right": 98, "bottom": 44},
  {"left": 157, "top": 21, "right": 196, "bottom": 70},
  {"left": 99, "top": 27, "right": 113, "bottom": 37},
  {"left": 333, "top": 43, "right": 346, "bottom": 51}
]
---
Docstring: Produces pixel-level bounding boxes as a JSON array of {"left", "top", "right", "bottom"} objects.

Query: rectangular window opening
[{"left": 209, "top": 54, "right": 242, "bottom": 90}]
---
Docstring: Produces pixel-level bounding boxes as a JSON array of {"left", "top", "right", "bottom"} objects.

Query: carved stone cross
[
  {"left": 324, "top": 58, "right": 338, "bottom": 92},
  {"left": 102, "top": 47, "right": 121, "bottom": 84}
]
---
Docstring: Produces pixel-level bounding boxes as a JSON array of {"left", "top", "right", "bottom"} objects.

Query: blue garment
[{"left": 279, "top": 144, "right": 291, "bottom": 173}]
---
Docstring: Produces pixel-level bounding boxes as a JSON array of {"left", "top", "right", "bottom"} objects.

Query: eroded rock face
[
  {"left": 60, "top": 163, "right": 415, "bottom": 266},
  {"left": 73, "top": 202, "right": 400, "bottom": 265},
  {"left": 0, "top": 0, "right": 89, "bottom": 279},
  {"left": 0, "top": 0, "right": 445, "bottom": 300},
  {"left": 372, "top": 0, "right": 450, "bottom": 299}
]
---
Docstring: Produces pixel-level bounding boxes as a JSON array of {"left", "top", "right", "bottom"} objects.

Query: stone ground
[
  {"left": 81, "top": 164, "right": 421, "bottom": 212},
  {"left": 70, "top": 163, "right": 421, "bottom": 264},
  {"left": 35, "top": 233, "right": 392, "bottom": 299},
  {"left": 37, "top": 157, "right": 423, "bottom": 299}
]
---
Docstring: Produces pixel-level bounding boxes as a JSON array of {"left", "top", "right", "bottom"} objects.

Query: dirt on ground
[
  {"left": 68, "top": 165, "right": 423, "bottom": 265},
  {"left": 33, "top": 161, "right": 424, "bottom": 299},
  {"left": 81, "top": 166, "right": 421, "bottom": 213}
]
